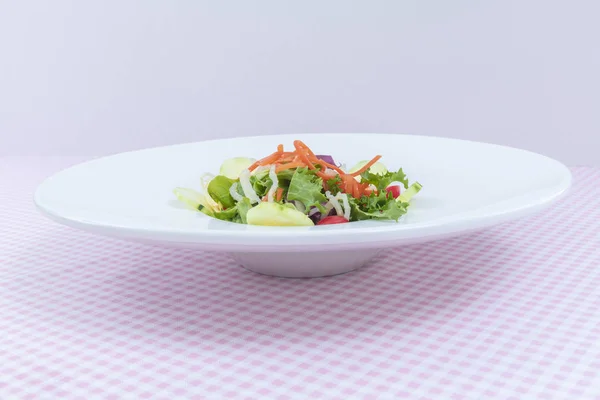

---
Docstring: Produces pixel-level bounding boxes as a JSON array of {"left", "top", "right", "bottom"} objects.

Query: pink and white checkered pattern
[{"left": 1, "top": 157, "right": 599, "bottom": 400}]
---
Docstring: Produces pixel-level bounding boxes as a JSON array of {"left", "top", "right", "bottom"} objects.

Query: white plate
[{"left": 35, "top": 134, "right": 571, "bottom": 278}]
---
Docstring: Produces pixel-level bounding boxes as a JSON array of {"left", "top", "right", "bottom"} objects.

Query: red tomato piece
[
  {"left": 317, "top": 216, "right": 349, "bottom": 225},
  {"left": 385, "top": 185, "right": 401, "bottom": 199}
]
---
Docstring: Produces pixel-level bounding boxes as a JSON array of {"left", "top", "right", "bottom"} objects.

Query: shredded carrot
[
  {"left": 276, "top": 161, "right": 305, "bottom": 172},
  {"left": 311, "top": 156, "right": 345, "bottom": 175},
  {"left": 342, "top": 175, "right": 352, "bottom": 194},
  {"left": 349, "top": 179, "right": 356, "bottom": 198},
  {"left": 249, "top": 152, "right": 281, "bottom": 171},
  {"left": 359, "top": 182, "right": 373, "bottom": 196},
  {"left": 245, "top": 140, "right": 382, "bottom": 199},
  {"left": 262, "top": 153, "right": 282, "bottom": 165},
  {"left": 293, "top": 140, "right": 315, "bottom": 157},
  {"left": 354, "top": 181, "right": 360, "bottom": 198},
  {"left": 275, "top": 187, "right": 284, "bottom": 202},
  {"left": 277, "top": 154, "right": 297, "bottom": 163},
  {"left": 293, "top": 141, "right": 316, "bottom": 170},
  {"left": 316, "top": 170, "right": 330, "bottom": 180},
  {"left": 349, "top": 155, "right": 382, "bottom": 177}
]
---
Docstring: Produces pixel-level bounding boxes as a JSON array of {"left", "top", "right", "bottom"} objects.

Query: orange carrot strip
[
  {"left": 311, "top": 156, "right": 345, "bottom": 175},
  {"left": 293, "top": 140, "right": 316, "bottom": 157},
  {"left": 277, "top": 153, "right": 297, "bottom": 163},
  {"left": 358, "top": 182, "right": 367, "bottom": 197},
  {"left": 276, "top": 161, "right": 305, "bottom": 172},
  {"left": 353, "top": 181, "right": 361, "bottom": 199},
  {"left": 299, "top": 153, "right": 315, "bottom": 169},
  {"left": 249, "top": 153, "right": 275, "bottom": 171},
  {"left": 277, "top": 144, "right": 284, "bottom": 152},
  {"left": 260, "top": 153, "right": 282, "bottom": 165},
  {"left": 275, "top": 187, "right": 284, "bottom": 202},
  {"left": 276, "top": 151, "right": 295, "bottom": 160},
  {"left": 347, "top": 177, "right": 355, "bottom": 198},
  {"left": 249, "top": 152, "right": 283, "bottom": 171},
  {"left": 316, "top": 171, "right": 329, "bottom": 180},
  {"left": 349, "top": 155, "right": 382, "bottom": 177},
  {"left": 293, "top": 143, "right": 316, "bottom": 170},
  {"left": 343, "top": 175, "right": 353, "bottom": 194}
]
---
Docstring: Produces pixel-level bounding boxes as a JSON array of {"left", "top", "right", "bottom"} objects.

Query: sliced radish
[
  {"left": 317, "top": 216, "right": 349, "bottom": 225},
  {"left": 386, "top": 185, "right": 401, "bottom": 199}
]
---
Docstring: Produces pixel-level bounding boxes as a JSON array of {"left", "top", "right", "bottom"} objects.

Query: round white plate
[{"left": 35, "top": 134, "right": 571, "bottom": 278}]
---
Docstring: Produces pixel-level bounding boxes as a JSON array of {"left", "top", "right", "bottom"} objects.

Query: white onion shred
[
  {"left": 200, "top": 173, "right": 215, "bottom": 189},
  {"left": 325, "top": 191, "right": 343, "bottom": 216},
  {"left": 196, "top": 174, "right": 220, "bottom": 211},
  {"left": 239, "top": 169, "right": 261, "bottom": 204},
  {"left": 294, "top": 201, "right": 306, "bottom": 214},
  {"left": 229, "top": 182, "right": 243, "bottom": 202},
  {"left": 322, "top": 202, "right": 334, "bottom": 218},
  {"left": 205, "top": 192, "right": 220, "bottom": 211},
  {"left": 337, "top": 193, "right": 351, "bottom": 220},
  {"left": 252, "top": 165, "right": 270, "bottom": 176},
  {"left": 267, "top": 165, "right": 278, "bottom": 202}
]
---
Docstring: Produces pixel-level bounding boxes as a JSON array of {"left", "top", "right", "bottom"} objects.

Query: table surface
[{"left": 1, "top": 157, "right": 599, "bottom": 400}]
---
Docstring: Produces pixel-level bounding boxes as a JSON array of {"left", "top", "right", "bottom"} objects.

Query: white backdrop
[{"left": 1, "top": 1, "right": 598, "bottom": 165}]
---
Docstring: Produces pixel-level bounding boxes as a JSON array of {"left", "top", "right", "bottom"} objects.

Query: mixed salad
[{"left": 174, "top": 140, "right": 422, "bottom": 226}]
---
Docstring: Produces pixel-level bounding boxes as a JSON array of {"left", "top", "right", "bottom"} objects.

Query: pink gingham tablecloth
[{"left": 1, "top": 157, "right": 599, "bottom": 400}]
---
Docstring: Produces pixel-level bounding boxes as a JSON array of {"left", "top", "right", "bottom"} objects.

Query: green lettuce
[
  {"left": 350, "top": 191, "right": 408, "bottom": 221},
  {"left": 249, "top": 173, "right": 272, "bottom": 198},
  {"left": 236, "top": 197, "right": 253, "bottom": 224},
  {"left": 326, "top": 175, "right": 343, "bottom": 196},
  {"left": 207, "top": 175, "right": 237, "bottom": 208},
  {"left": 361, "top": 167, "right": 409, "bottom": 191},
  {"left": 276, "top": 169, "right": 296, "bottom": 188},
  {"left": 250, "top": 169, "right": 296, "bottom": 199},
  {"left": 287, "top": 167, "right": 327, "bottom": 212},
  {"left": 212, "top": 206, "right": 239, "bottom": 222}
]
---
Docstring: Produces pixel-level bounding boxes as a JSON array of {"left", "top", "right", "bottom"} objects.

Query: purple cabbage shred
[{"left": 315, "top": 154, "right": 336, "bottom": 166}]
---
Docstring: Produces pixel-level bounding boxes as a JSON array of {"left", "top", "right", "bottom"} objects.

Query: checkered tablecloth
[{"left": 1, "top": 157, "right": 599, "bottom": 400}]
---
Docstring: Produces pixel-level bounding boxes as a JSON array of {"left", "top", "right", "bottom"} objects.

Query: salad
[{"left": 174, "top": 140, "right": 422, "bottom": 226}]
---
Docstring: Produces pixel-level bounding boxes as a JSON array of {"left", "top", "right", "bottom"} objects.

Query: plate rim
[{"left": 34, "top": 133, "right": 573, "bottom": 250}]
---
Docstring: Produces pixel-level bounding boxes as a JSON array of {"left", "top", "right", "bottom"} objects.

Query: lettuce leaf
[
  {"left": 207, "top": 175, "right": 237, "bottom": 208},
  {"left": 287, "top": 167, "right": 327, "bottom": 212},
  {"left": 249, "top": 173, "right": 272, "bottom": 198},
  {"left": 212, "top": 206, "right": 239, "bottom": 221},
  {"left": 236, "top": 197, "right": 253, "bottom": 224},
  {"left": 213, "top": 197, "right": 253, "bottom": 223},
  {"left": 350, "top": 191, "right": 408, "bottom": 221},
  {"left": 361, "top": 167, "right": 409, "bottom": 191},
  {"left": 276, "top": 169, "right": 296, "bottom": 187},
  {"left": 326, "top": 175, "right": 343, "bottom": 196},
  {"left": 248, "top": 169, "right": 297, "bottom": 201}
]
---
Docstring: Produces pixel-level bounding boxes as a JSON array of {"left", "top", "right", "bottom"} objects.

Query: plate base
[{"left": 230, "top": 249, "right": 382, "bottom": 278}]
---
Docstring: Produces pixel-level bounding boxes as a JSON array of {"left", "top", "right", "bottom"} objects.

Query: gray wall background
[{"left": 1, "top": 1, "right": 598, "bottom": 165}]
